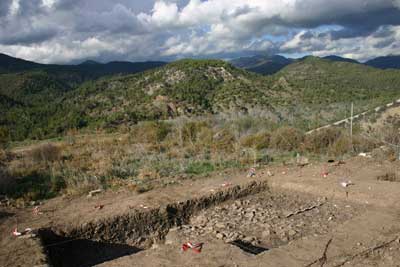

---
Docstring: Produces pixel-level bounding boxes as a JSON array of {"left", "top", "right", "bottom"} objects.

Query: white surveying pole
[{"left": 350, "top": 102, "right": 354, "bottom": 144}]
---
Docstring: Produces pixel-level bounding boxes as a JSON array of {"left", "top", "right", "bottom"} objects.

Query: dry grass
[
  {"left": 270, "top": 127, "right": 304, "bottom": 151},
  {"left": 240, "top": 131, "right": 271, "bottom": 150},
  {"left": 2, "top": 115, "right": 396, "bottom": 202},
  {"left": 305, "top": 128, "right": 342, "bottom": 154},
  {"left": 29, "top": 143, "right": 62, "bottom": 163}
]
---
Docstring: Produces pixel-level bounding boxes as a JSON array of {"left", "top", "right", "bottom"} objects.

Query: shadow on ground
[
  {"left": 0, "top": 211, "right": 14, "bottom": 222},
  {"left": 42, "top": 231, "right": 142, "bottom": 267}
]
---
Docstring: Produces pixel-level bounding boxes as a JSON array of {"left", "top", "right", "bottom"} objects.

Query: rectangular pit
[{"left": 38, "top": 181, "right": 269, "bottom": 267}]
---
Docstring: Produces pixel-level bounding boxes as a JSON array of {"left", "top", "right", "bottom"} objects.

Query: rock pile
[{"left": 177, "top": 191, "right": 359, "bottom": 248}]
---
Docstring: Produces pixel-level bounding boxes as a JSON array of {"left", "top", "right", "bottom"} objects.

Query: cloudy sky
[{"left": 0, "top": 0, "right": 400, "bottom": 63}]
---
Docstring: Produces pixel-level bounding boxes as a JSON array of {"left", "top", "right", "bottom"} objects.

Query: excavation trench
[{"left": 39, "top": 181, "right": 269, "bottom": 267}]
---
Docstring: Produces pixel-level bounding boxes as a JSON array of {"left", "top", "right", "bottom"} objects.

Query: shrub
[
  {"left": 181, "top": 121, "right": 209, "bottom": 144},
  {"left": 327, "top": 134, "right": 352, "bottom": 156},
  {"left": 376, "top": 172, "right": 399, "bottom": 182},
  {"left": 352, "top": 135, "right": 379, "bottom": 153},
  {"left": 240, "top": 131, "right": 271, "bottom": 150},
  {"left": 132, "top": 121, "right": 171, "bottom": 144},
  {"left": 196, "top": 126, "right": 214, "bottom": 148},
  {"left": 109, "top": 158, "right": 140, "bottom": 179},
  {"left": 0, "top": 127, "right": 9, "bottom": 148},
  {"left": 0, "top": 153, "right": 11, "bottom": 190},
  {"left": 270, "top": 127, "right": 304, "bottom": 151},
  {"left": 382, "top": 127, "right": 400, "bottom": 146},
  {"left": 62, "top": 170, "right": 106, "bottom": 196},
  {"left": 305, "top": 128, "right": 342, "bottom": 154},
  {"left": 30, "top": 143, "right": 62, "bottom": 163},
  {"left": 185, "top": 161, "right": 215, "bottom": 175},
  {"left": 212, "top": 129, "right": 236, "bottom": 152},
  {"left": 136, "top": 183, "right": 154, "bottom": 193},
  {"left": 1, "top": 171, "right": 66, "bottom": 201}
]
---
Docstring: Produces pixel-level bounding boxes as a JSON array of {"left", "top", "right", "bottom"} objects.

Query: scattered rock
[{"left": 175, "top": 192, "right": 359, "bottom": 249}]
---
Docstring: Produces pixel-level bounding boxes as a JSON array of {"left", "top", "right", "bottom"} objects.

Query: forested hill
[{"left": 1, "top": 57, "right": 400, "bottom": 142}]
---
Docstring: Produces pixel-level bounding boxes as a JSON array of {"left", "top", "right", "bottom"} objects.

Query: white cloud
[
  {"left": 41, "top": 0, "right": 56, "bottom": 8},
  {"left": 1, "top": 0, "right": 400, "bottom": 63},
  {"left": 281, "top": 25, "right": 400, "bottom": 61},
  {"left": 9, "top": 0, "right": 20, "bottom": 16},
  {"left": 139, "top": 1, "right": 179, "bottom": 28}
]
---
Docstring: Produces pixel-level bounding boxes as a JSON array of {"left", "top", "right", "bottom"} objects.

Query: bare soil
[{"left": 1, "top": 156, "right": 400, "bottom": 267}]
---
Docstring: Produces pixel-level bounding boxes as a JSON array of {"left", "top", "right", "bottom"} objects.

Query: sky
[{"left": 0, "top": 0, "right": 400, "bottom": 64}]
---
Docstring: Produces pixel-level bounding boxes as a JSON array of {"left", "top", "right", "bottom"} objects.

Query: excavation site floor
[{"left": 1, "top": 157, "right": 400, "bottom": 267}]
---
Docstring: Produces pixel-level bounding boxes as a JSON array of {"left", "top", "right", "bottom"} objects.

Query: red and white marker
[{"left": 181, "top": 242, "right": 203, "bottom": 253}]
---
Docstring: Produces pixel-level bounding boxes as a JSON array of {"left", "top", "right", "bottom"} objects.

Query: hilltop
[
  {"left": 322, "top": 55, "right": 359, "bottom": 64},
  {"left": 230, "top": 55, "right": 293, "bottom": 75}
]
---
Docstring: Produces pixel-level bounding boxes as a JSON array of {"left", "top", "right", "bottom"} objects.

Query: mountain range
[
  {"left": 230, "top": 54, "right": 400, "bottom": 75},
  {"left": 1, "top": 53, "right": 400, "bottom": 141},
  {"left": 0, "top": 53, "right": 166, "bottom": 80}
]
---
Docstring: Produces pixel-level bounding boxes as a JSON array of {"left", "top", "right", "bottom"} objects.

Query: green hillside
[
  {"left": 1, "top": 57, "right": 400, "bottom": 141},
  {"left": 230, "top": 55, "right": 293, "bottom": 75}
]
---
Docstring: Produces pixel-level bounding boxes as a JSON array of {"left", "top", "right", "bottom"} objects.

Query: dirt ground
[{"left": 1, "top": 156, "right": 400, "bottom": 267}]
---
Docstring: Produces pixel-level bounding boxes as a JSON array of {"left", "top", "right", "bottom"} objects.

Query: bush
[
  {"left": 382, "top": 127, "right": 400, "bottom": 146},
  {"left": 327, "top": 134, "right": 352, "bottom": 156},
  {"left": 212, "top": 129, "right": 236, "bottom": 152},
  {"left": 0, "top": 155, "right": 11, "bottom": 190},
  {"left": 305, "top": 128, "right": 342, "bottom": 154},
  {"left": 270, "top": 127, "right": 304, "bottom": 151},
  {"left": 30, "top": 143, "right": 62, "bottom": 163},
  {"left": 181, "top": 121, "right": 209, "bottom": 144},
  {"left": 0, "top": 127, "right": 9, "bottom": 148},
  {"left": 376, "top": 172, "right": 399, "bottom": 182},
  {"left": 136, "top": 183, "right": 154, "bottom": 193},
  {"left": 1, "top": 171, "right": 66, "bottom": 201},
  {"left": 185, "top": 161, "right": 215, "bottom": 175},
  {"left": 352, "top": 135, "right": 379, "bottom": 153},
  {"left": 196, "top": 126, "right": 214, "bottom": 148},
  {"left": 132, "top": 121, "right": 171, "bottom": 144},
  {"left": 240, "top": 131, "right": 271, "bottom": 150}
]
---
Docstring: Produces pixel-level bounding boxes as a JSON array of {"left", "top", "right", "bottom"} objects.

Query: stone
[
  {"left": 87, "top": 189, "right": 102, "bottom": 198},
  {"left": 288, "top": 229, "right": 297, "bottom": 237},
  {"left": 216, "top": 232, "right": 225, "bottom": 239},
  {"left": 243, "top": 236, "right": 255, "bottom": 243},
  {"left": 230, "top": 232, "right": 240, "bottom": 240},
  {"left": 262, "top": 230, "right": 271, "bottom": 238},
  {"left": 215, "top": 222, "right": 225, "bottom": 229}
]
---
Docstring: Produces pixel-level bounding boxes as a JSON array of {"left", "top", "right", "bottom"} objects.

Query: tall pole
[{"left": 350, "top": 102, "right": 354, "bottom": 148}]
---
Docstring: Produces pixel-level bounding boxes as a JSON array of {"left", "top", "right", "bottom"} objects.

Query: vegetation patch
[{"left": 377, "top": 172, "right": 400, "bottom": 182}]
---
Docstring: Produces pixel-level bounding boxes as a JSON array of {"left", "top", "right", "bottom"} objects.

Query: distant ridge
[
  {"left": 323, "top": 55, "right": 359, "bottom": 64},
  {"left": 0, "top": 53, "right": 43, "bottom": 73},
  {"left": 79, "top": 60, "right": 101, "bottom": 65},
  {"left": 230, "top": 54, "right": 363, "bottom": 75},
  {"left": 365, "top": 55, "right": 400, "bottom": 69},
  {"left": 230, "top": 55, "right": 293, "bottom": 75},
  {"left": 0, "top": 52, "right": 167, "bottom": 78}
]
